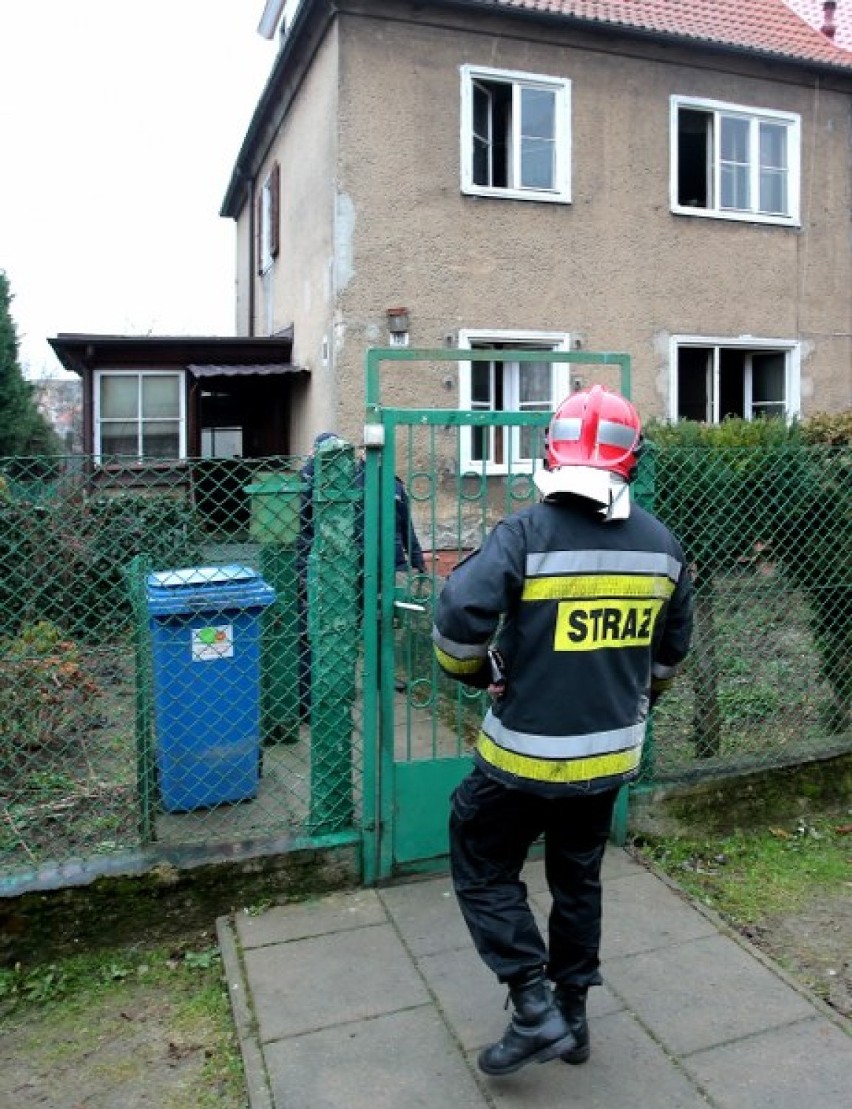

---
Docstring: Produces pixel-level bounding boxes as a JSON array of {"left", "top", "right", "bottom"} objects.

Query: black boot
[
  {"left": 554, "top": 985, "right": 591, "bottom": 1065},
  {"left": 477, "top": 971, "right": 576, "bottom": 1077}
]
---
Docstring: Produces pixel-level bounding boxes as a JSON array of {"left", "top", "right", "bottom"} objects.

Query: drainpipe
[{"left": 248, "top": 175, "right": 256, "bottom": 337}]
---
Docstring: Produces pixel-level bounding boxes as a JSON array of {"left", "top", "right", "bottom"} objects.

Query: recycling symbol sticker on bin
[{"left": 192, "top": 624, "right": 234, "bottom": 661}]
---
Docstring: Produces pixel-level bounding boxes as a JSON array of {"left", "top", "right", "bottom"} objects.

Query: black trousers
[{"left": 449, "top": 765, "right": 618, "bottom": 988}]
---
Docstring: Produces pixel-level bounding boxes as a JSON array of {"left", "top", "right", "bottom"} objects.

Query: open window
[
  {"left": 256, "top": 163, "right": 280, "bottom": 274},
  {"left": 671, "top": 96, "right": 800, "bottom": 225},
  {"left": 256, "top": 163, "right": 281, "bottom": 334},
  {"left": 670, "top": 339, "right": 800, "bottom": 423},
  {"left": 461, "top": 65, "right": 571, "bottom": 203},
  {"left": 458, "top": 330, "right": 571, "bottom": 474}
]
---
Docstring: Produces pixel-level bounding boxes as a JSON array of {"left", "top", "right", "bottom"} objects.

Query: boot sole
[
  {"left": 560, "top": 1044, "right": 591, "bottom": 1065},
  {"left": 477, "top": 1032, "right": 577, "bottom": 1077}
]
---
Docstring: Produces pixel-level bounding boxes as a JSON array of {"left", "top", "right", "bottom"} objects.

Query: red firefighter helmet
[{"left": 545, "top": 385, "right": 643, "bottom": 481}]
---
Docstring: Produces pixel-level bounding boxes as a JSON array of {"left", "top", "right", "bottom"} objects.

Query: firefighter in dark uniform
[{"left": 432, "top": 385, "right": 694, "bottom": 1077}]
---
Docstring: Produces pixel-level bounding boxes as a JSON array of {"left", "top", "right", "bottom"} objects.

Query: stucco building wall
[
  {"left": 256, "top": 22, "right": 342, "bottom": 451},
  {"left": 228, "top": 1, "right": 851, "bottom": 452},
  {"left": 325, "top": 3, "right": 851, "bottom": 431}
]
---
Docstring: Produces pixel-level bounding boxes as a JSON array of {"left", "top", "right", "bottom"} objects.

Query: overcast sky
[{"left": 0, "top": 1, "right": 275, "bottom": 378}]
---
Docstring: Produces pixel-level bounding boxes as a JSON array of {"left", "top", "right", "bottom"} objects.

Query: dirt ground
[
  {"left": 0, "top": 987, "right": 229, "bottom": 1109},
  {"left": 1, "top": 883, "right": 849, "bottom": 1107},
  {"left": 0, "top": 949, "right": 246, "bottom": 1109},
  {"left": 737, "top": 890, "right": 852, "bottom": 1019}
]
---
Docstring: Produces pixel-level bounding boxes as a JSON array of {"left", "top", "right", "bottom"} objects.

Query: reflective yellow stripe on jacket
[{"left": 477, "top": 733, "right": 642, "bottom": 784}]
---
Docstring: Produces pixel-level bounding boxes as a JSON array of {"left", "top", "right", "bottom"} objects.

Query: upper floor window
[
  {"left": 94, "top": 371, "right": 186, "bottom": 461},
  {"left": 257, "top": 162, "right": 280, "bottom": 275},
  {"left": 461, "top": 66, "right": 571, "bottom": 203},
  {"left": 669, "top": 338, "right": 800, "bottom": 423},
  {"left": 671, "top": 96, "right": 800, "bottom": 225},
  {"left": 458, "top": 330, "right": 571, "bottom": 475}
]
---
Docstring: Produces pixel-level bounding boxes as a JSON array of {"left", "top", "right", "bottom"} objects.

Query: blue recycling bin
[{"left": 146, "top": 565, "right": 276, "bottom": 812}]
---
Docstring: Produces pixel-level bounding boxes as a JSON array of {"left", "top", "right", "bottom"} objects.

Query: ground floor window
[
  {"left": 94, "top": 371, "right": 185, "bottom": 460},
  {"left": 201, "top": 426, "right": 243, "bottom": 459},
  {"left": 670, "top": 339, "right": 799, "bottom": 423},
  {"left": 458, "top": 330, "right": 570, "bottom": 474}
]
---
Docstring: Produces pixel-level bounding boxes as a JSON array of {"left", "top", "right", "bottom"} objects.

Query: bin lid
[
  {"left": 244, "top": 472, "right": 306, "bottom": 495},
  {"left": 146, "top": 564, "right": 276, "bottom": 616},
  {"left": 149, "top": 565, "right": 258, "bottom": 589}
]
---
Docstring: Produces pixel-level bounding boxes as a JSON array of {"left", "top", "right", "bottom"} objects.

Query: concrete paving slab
[
  {"left": 377, "top": 875, "right": 471, "bottom": 956},
  {"left": 605, "top": 932, "right": 819, "bottom": 1056},
  {"left": 680, "top": 1015, "right": 852, "bottom": 1109},
  {"left": 264, "top": 1006, "right": 488, "bottom": 1109},
  {"left": 600, "top": 870, "right": 719, "bottom": 959},
  {"left": 414, "top": 943, "right": 512, "bottom": 1051},
  {"left": 220, "top": 851, "right": 850, "bottom": 1109},
  {"left": 470, "top": 1008, "right": 711, "bottom": 1108},
  {"left": 234, "top": 888, "right": 385, "bottom": 949},
  {"left": 601, "top": 846, "right": 648, "bottom": 880},
  {"left": 243, "top": 923, "right": 429, "bottom": 1041}
]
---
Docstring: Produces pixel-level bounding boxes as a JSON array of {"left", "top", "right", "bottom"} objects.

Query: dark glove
[{"left": 649, "top": 674, "right": 675, "bottom": 711}]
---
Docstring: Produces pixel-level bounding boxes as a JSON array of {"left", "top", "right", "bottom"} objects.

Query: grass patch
[
  {"left": 0, "top": 937, "right": 246, "bottom": 1107},
  {"left": 633, "top": 811, "right": 851, "bottom": 924}
]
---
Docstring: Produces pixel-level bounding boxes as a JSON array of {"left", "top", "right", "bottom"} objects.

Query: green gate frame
[{"left": 361, "top": 347, "right": 635, "bottom": 884}]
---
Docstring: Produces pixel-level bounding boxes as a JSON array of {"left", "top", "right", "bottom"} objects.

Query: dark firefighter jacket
[{"left": 432, "top": 495, "right": 694, "bottom": 796}]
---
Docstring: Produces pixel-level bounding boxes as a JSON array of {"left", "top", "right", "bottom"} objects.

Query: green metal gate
[{"left": 361, "top": 348, "right": 632, "bottom": 883}]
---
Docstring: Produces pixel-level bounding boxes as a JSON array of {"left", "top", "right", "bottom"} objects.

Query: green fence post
[
  {"left": 308, "top": 442, "right": 361, "bottom": 832},
  {"left": 245, "top": 471, "right": 305, "bottom": 745},
  {"left": 126, "top": 553, "right": 156, "bottom": 844}
]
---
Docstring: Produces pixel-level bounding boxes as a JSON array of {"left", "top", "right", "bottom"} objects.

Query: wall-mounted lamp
[
  {"left": 387, "top": 307, "right": 410, "bottom": 333},
  {"left": 386, "top": 306, "right": 410, "bottom": 347}
]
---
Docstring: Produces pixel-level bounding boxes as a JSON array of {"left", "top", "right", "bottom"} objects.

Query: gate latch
[{"left": 393, "top": 600, "right": 427, "bottom": 614}]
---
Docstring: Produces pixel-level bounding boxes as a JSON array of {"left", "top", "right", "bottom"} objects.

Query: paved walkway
[{"left": 217, "top": 848, "right": 850, "bottom": 1108}]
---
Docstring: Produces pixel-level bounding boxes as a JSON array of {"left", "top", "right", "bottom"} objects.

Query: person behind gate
[
  {"left": 297, "top": 432, "right": 426, "bottom": 716},
  {"left": 432, "top": 385, "right": 694, "bottom": 1078}
]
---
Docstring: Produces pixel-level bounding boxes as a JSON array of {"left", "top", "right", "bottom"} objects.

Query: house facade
[
  {"left": 48, "top": 333, "right": 304, "bottom": 461},
  {"left": 222, "top": 0, "right": 852, "bottom": 469}
]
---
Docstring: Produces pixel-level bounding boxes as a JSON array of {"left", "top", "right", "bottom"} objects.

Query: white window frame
[
  {"left": 259, "top": 170, "right": 277, "bottom": 275},
  {"left": 94, "top": 370, "right": 187, "bottom": 461},
  {"left": 668, "top": 336, "right": 801, "bottom": 423},
  {"left": 670, "top": 95, "right": 801, "bottom": 226},
  {"left": 458, "top": 329, "right": 571, "bottom": 475},
  {"left": 460, "top": 65, "right": 572, "bottom": 203}
]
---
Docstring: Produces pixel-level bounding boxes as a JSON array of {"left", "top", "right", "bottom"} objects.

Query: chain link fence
[
  {"left": 1, "top": 449, "right": 363, "bottom": 892},
  {"left": 643, "top": 441, "right": 851, "bottom": 781},
  {"left": 1, "top": 440, "right": 850, "bottom": 890},
  {"left": 390, "top": 432, "right": 851, "bottom": 789}
]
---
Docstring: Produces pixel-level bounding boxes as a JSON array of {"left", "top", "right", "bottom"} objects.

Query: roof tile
[{"left": 484, "top": 0, "right": 852, "bottom": 68}]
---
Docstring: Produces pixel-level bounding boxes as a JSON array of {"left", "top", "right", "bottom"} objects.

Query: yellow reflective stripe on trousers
[
  {"left": 434, "top": 644, "right": 484, "bottom": 676},
  {"left": 522, "top": 573, "right": 676, "bottom": 602},
  {"left": 477, "top": 732, "right": 641, "bottom": 784}
]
